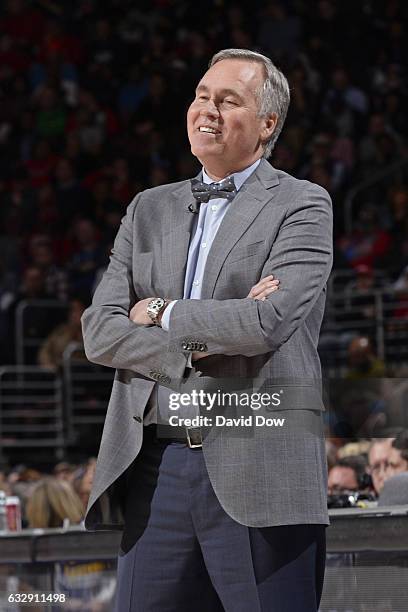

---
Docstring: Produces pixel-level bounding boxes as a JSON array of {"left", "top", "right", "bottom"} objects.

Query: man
[
  {"left": 368, "top": 438, "right": 394, "bottom": 494},
  {"left": 385, "top": 430, "right": 408, "bottom": 479},
  {"left": 328, "top": 457, "right": 362, "bottom": 495},
  {"left": 82, "top": 48, "right": 333, "bottom": 611}
]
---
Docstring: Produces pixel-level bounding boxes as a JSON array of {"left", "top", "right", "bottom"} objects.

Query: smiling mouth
[{"left": 198, "top": 126, "right": 221, "bottom": 135}]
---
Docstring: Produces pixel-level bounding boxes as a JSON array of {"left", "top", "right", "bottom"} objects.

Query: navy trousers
[{"left": 115, "top": 429, "right": 326, "bottom": 612}]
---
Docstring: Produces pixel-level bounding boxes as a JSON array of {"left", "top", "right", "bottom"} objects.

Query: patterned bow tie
[{"left": 190, "top": 176, "right": 237, "bottom": 204}]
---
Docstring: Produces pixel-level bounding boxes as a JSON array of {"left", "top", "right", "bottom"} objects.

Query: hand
[
  {"left": 247, "top": 275, "right": 279, "bottom": 301},
  {"left": 129, "top": 298, "right": 154, "bottom": 325}
]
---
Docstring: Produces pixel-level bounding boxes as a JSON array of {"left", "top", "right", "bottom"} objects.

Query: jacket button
[
  {"left": 133, "top": 415, "right": 142, "bottom": 423},
  {"left": 158, "top": 373, "right": 170, "bottom": 383}
]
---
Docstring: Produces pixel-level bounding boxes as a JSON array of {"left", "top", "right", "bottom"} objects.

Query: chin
[{"left": 192, "top": 143, "right": 223, "bottom": 161}]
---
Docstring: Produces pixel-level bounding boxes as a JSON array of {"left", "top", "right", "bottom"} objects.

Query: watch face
[
  {"left": 150, "top": 298, "right": 164, "bottom": 311},
  {"left": 147, "top": 298, "right": 165, "bottom": 320}
]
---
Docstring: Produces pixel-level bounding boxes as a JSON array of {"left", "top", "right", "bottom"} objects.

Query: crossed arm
[
  {"left": 128, "top": 275, "right": 280, "bottom": 361},
  {"left": 81, "top": 183, "right": 332, "bottom": 379}
]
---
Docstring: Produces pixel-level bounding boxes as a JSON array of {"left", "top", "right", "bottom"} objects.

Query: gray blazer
[{"left": 81, "top": 159, "right": 333, "bottom": 530}]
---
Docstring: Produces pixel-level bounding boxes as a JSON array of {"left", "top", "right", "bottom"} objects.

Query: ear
[{"left": 261, "top": 112, "right": 278, "bottom": 142}]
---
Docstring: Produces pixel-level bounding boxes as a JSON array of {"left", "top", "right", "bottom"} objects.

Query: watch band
[{"left": 156, "top": 303, "right": 168, "bottom": 327}]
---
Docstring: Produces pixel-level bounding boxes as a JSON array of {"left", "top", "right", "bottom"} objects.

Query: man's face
[
  {"left": 384, "top": 447, "right": 408, "bottom": 479},
  {"left": 328, "top": 466, "right": 358, "bottom": 494},
  {"left": 368, "top": 439, "right": 393, "bottom": 493},
  {"left": 187, "top": 59, "right": 276, "bottom": 179}
]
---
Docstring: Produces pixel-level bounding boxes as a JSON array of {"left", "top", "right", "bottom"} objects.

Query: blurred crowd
[
  {"left": 0, "top": 457, "right": 96, "bottom": 529},
  {"left": 0, "top": 0, "right": 408, "bottom": 368},
  {"left": 0, "top": 428, "right": 407, "bottom": 533},
  {"left": 327, "top": 429, "right": 408, "bottom": 507}
]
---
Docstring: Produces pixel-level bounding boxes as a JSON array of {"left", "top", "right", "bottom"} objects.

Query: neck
[
  {"left": 202, "top": 163, "right": 235, "bottom": 181},
  {"left": 202, "top": 156, "right": 262, "bottom": 182}
]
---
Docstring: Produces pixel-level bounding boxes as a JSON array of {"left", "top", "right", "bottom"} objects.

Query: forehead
[
  {"left": 197, "top": 59, "right": 263, "bottom": 94},
  {"left": 330, "top": 466, "right": 354, "bottom": 479},
  {"left": 369, "top": 441, "right": 391, "bottom": 462}
]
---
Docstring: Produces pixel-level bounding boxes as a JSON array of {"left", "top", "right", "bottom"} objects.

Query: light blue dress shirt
[
  {"left": 162, "top": 157, "right": 261, "bottom": 329},
  {"left": 154, "top": 158, "right": 261, "bottom": 426}
]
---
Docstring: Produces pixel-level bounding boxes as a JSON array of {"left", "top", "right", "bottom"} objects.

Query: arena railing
[
  {"left": 0, "top": 366, "right": 65, "bottom": 460},
  {"left": 15, "top": 300, "right": 68, "bottom": 366},
  {"left": 320, "top": 288, "right": 408, "bottom": 369},
  {"left": 62, "top": 343, "right": 114, "bottom": 445},
  {"left": 1, "top": 507, "right": 408, "bottom": 611}
]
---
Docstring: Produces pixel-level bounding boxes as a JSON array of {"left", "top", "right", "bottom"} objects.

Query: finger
[
  {"left": 253, "top": 286, "right": 279, "bottom": 300},
  {"left": 259, "top": 275, "right": 275, "bottom": 282},
  {"left": 248, "top": 276, "right": 274, "bottom": 293},
  {"left": 248, "top": 280, "right": 279, "bottom": 298},
  {"left": 252, "top": 276, "right": 275, "bottom": 290}
]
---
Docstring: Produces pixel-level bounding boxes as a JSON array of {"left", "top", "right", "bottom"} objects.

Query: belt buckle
[{"left": 186, "top": 427, "right": 203, "bottom": 448}]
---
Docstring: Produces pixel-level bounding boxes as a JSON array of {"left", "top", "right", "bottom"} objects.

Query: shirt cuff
[{"left": 161, "top": 300, "right": 177, "bottom": 331}]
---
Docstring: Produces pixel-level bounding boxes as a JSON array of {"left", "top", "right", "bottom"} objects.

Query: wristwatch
[{"left": 146, "top": 297, "right": 168, "bottom": 326}]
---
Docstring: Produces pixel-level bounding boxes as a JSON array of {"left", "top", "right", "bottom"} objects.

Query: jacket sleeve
[
  {"left": 166, "top": 183, "right": 333, "bottom": 357},
  {"left": 81, "top": 193, "right": 191, "bottom": 388}
]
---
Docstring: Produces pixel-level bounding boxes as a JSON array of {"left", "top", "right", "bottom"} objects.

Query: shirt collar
[{"left": 202, "top": 158, "right": 261, "bottom": 191}]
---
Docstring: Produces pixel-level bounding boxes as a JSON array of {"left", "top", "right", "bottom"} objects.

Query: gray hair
[{"left": 209, "top": 48, "right": 290, "bottom": 158}]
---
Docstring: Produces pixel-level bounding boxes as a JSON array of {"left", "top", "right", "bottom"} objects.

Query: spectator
[
  {"left": 325, "top": 439, "right": 338, "bottom": 471},
  {"left": 38, "top": 297, "right": 86, "bottom": 370},
  {"left": 24, "top": 139, "right": 58, "bottom": 188},
  {"left": 3, "top": 265, "right": 59, "bottom": 364},
  {"left": 53, "top": 157, "right": 89, "bottom": 229},
  {"left": 367, "top": 438, "right": 394, "bottom": 495},
  {"left": 328, "top": 455, "right": 369, "bottom": 494},
  {"left": 257, "top": 2, "right": 301, "bottom": 63},
  {"left": 328, "top": 458, "right": 359, "bottom": 494},
  {"left": 68, "top": 219, "right": 104, "bottom": 296},
  {"left": 347, "top": 336, "right": 386, "bottom": 379},
  {"left": 386, "top": 430, "right": 408, "bottom": 478},
  {"left": 53, "top": 462, "right": 77, "bottom": 483},
  {"left": 0, "top": 464, "right": 11, "bottom": 496},
  {"left": 29, "top": 236, "right": 69, "bottom": 302},
  {"left": 359, "top": 113, "right": 401, "bottom": 179},
  {"left": 26, "top": 477, "right": 84, "bottom": 528},
  {"left": 339, "top": 265, "right": 379, "bottom": 333},
  {"left": 8, "top": 465, "right": 43, "bottom": 527},
  {"left": 33, "top": 85, "right": 66, "bottom": 139},
  {"left": 72, "top": 458, "right": 96, "bottom": 511},
  {"left": 337, "top": 205, "right": 391, "bottom": 271}
]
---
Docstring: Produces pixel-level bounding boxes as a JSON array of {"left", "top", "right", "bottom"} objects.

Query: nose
[{"left": 200, "top": 98, "right": 219, "bottom": 119}]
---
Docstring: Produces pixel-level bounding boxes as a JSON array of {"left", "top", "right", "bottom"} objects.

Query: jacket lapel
[
  {"left": 201, "top": 159, "right": 280, "bottom": 298},
  {"left": 161, "top": 180, "right": 197, "bottom": 299}
]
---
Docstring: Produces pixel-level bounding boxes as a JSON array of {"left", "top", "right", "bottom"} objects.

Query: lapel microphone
[{"left": 188, "top": 201, "right": 200, "bottom": 214}]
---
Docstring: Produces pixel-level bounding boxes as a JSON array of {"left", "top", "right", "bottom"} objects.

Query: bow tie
[{"left": 190, "top": 176, "right": 237, "bottom": 205}]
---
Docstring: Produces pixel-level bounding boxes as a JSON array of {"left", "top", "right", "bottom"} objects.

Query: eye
[{"left": 223, "top": 99, "right": 238, "bottom": 106}]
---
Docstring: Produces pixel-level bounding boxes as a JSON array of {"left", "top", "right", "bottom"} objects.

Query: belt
[{"left": 146, "top": 424, "right": 203, "bottom": 448}]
